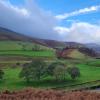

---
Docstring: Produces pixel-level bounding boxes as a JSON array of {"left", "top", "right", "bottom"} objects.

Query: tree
[
  {"left": 19, "top": 63, "right": 32, "bottom": 83},
  {"left": 0, "top": 69, "right": 4, "bottom": 80},
  {"left": 22, "top": 44, "right": 27, "bottom": 51},
  {"left": 19, "top": 60, "right": 46, "bottom": 82},
  {"left": 67, "top": 67, "right": 80, "bottom": 79},
  {"left": 30, "top": 59, "right": 46, "bottom": 81},
  {"left": 47, "top": 62, "right": 67, "bottom": 80},
  {"left": 33, "top": 44, "right": 40, "bottom": 51},
  {"left": 53, "top": 65, "right": 67, "bottom": 80},
  {"left": 16, "top": 62, "right": 20, "bottom": 66}
]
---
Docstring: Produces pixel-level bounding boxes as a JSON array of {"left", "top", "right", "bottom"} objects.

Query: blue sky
[
  {"left": 37, "top": 0, "right": 100, "bottom": 13},
  {"left": 8, "top": 0, "right": 100, "bottom": 26},
  {"left": 10, "top": 0, "right": 100, "bottom": 12},
  {"left": 0, "top": 0, "right": 100, "bottom": 43}
]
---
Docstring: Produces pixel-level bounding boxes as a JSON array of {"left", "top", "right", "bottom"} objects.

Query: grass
[
  {"left": 0, "top": 41, "right": 55, "bottom": 58},
  {"left": 0, "top": 59, "right": 100, "bottom": 91},
  {"left": 0, "top": 41, "right": 53, "bottom": 51},
  {"left": 0, "top": 50, "right": 55, "bottom": 57},
  {"left": 0, "top": 68, "right": 22, "bottom": 91},
  {"left": 0, "top": 68, "right": 71, "bottom": 90},
  {"left": 67, "top": 49, "right": 87, "bottom": 59}
]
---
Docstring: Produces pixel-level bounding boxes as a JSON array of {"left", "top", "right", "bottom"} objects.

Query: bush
[
  {"left": 0, "top": 69, "right": 4, "bottom": 80},
  {"left": 16, "top": 62, "right": 20, "bottom": 66},
  {"left": 67, "top": 67, "right": 80, "bottom": 79}
]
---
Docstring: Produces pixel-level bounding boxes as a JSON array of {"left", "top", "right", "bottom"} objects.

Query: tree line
[
  {"left": 0, "top": 60, "right": 80, "bottom": 83},
  {"left": 19, "top": 60, "right": 80, "bottom": 83}
]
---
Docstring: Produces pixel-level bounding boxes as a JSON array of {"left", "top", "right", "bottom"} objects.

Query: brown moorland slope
[
  {"left": 0, "top": 27, "right": 100, "bottom": 55},
  {"left": 0, "top": 27, "right": 66, "bottom": 48},
  {"left": 0, "top": 27, "right": 84, "bottom": 49},
  {"left": 0, "top": 88, "right": 100, "bottom": 100}
]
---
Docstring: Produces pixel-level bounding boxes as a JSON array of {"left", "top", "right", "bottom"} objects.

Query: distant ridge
[
  {"left": 0, "top": 27, "right": 67, "bottom": 48},
  {"left": 0, "top": 27, "right": 35, "bottom": 42},
  {"left": 0, "top": 27, "right": 100, "bottom": 54}
]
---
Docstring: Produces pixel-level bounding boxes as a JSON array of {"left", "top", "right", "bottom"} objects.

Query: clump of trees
[
  {"left": 19, "top": 60, "right": 80, "bottom": 83},
  {"left": 32, "top": 44, "right": 41, "bottom": 51},
  {"left": 47, "top": 62, "right": 67, "bottom": 80},
  {"left": 19, "top": 60, "right": 46, "bottom": 83}
]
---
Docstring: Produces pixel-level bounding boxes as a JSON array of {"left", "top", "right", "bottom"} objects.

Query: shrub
[
  {"left": 0, "top": 69, "right": 4, "bottom": 80},
  {"left": 67, "top": 66, "right": 80, "bottom": 79}
]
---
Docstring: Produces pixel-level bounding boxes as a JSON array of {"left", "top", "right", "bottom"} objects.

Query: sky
[{"left": 0, "top": 0, "right": 100, "bottom": 43}]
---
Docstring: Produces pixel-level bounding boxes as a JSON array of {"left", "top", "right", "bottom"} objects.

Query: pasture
[
  {"left": 0, "top": 41, "right": 53, "bottom": 51},
  {"left": 0, "top": 59, "right": 100, "bottom": 91},
  {"left": 0, "top": 41, "right": 100, "bottom": 91},
  {"left": 0, "top": 41, "right": 55, "bottom": 58},
  {"left": 0, "top": 50, "right": 55, "bottom": 57}
]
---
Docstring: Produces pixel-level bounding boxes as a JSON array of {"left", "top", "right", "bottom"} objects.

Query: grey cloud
[
  {"left": 55, "top": 22, "right": 100, "bottom": 43},
  {"left": 0, "top": 0, "right": 61, "bottom": 40}
]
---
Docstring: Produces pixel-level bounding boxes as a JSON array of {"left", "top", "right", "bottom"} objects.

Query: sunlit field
[{"left": 0, "top": 59, "right": 100, "bottom": 91}]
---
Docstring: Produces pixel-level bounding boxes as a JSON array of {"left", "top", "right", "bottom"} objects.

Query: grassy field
[
  {"left": 0, "top": 41, "right": 55, "bottom": 58},
  {"left": 0, "top": 41, "right": 100, "bottom": 91},
  {"left": 0, "top": 50, "right": 55, "bottom": 57},
  {"left": 0, "top": 59, "right": 100, "bottom": 91},
  {"left": 0, "top": 41, "right": 53, "bottom": 51}
]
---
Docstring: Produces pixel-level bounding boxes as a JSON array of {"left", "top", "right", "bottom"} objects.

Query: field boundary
[{"left": 51, "top": 79, "right": 100, "bottom": 90}]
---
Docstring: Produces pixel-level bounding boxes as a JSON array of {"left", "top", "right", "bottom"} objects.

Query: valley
[
  {"left": 0, "top": 0, "right": 100, "bottom": 99},
  {"left": 0, "top": 27, "right": 100, "bottom": 100},
  {"left": 0, "top": 58, "right": 100, "bottom": 91}
]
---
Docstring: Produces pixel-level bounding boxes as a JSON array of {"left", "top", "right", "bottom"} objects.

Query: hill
[
  {"left": 0, "top": 27, "right": 66, "bottom": 48},
  {"left": 0, "top": 27, "right": 82, "bottom": 49},
  {"left": 0, "top": 27, "right": 55, "bottom": 50},
  {"left": 0, "top": 41, "right": 54, "bottom": 51},
  {"left": 0, "top": 27, "right": 34, "bottom": 42},
  {"left": 0, "top": 27, "right": 100, "bottom": 55},
  {"left": 0, "top": 27, "right": 55, "bottom": 58},
  {"left": 56, "top": 47, "right": 98, "bottom": 59}
]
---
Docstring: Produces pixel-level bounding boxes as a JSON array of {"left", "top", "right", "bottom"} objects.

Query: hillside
[
  {"left": 0, "top": 27, "right": 55, "bottom": 50},
  {"left": 0, "top": 27, "right": 82, "bottom": 49},
  {"left": 0, "top": 27, "right": 100, "bottom": 54},
  {"left": 0, "top": 41, "right": 53, "bottom": 51},
  {"left": 0, "top": 27, "right": 66, "bottom": 48},
  {"left": 0, "top": 27, "right": 34, "bottom": 42},
  {"left": 0, "top": 27, "right": 55, "bottom": 58},
  {"left": 56, "top": 47, "right": 98, "bottom": 59},
  {"left": 61, "top": 49, "right": 87, "bottom": 59}
]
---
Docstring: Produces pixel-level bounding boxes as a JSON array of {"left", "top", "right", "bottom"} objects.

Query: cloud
[
  {"left": 0, "top": 0, "right": 61, "bottom": 40},
  {"left": 56, "top": 5, "right": 100, "bottom": 20},
  {"left": 0, "top": 0, "right": 100, "bottom": 43},
  {"left": 54, "top": 22, "right": 100, "bottom": 43}
]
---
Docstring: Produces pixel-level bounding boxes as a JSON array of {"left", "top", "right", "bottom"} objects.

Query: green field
[
  {"left": 0, "top": 41, "right": 55, "bottom": 58},
  {"left": 0, "top": 59, "right": 100, "bottom": 91},
  {"left": 0, "top": 41, "right": 100, "bottom": 91},
  {"left": 0, "top": 41, "right": 53, "bottom": 51},
  {"left": 0, "top": 50, "right": 55, "bottom": 57}
]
